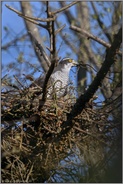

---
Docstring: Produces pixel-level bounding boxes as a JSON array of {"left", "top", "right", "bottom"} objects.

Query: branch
[
  {"left": 59, "top": 2, "right": 76, "bottom": 25},
  {"left": 19, "top": 15, "right": 48, "bottom": 29},
  {"left": 57, "top": 27, "right": 122, "bottom": 139},
  {"left": 5, "top": 4, "right": 55, "bottom": 22},
  {"left": 70, "top": 25, "right": 122, "bottom": 56},
  {"left": 51, "top": 1, "right": 78, "bottom": 15},
  {"left": 55, "top": 24, "right": 66, "bottom": 35}
]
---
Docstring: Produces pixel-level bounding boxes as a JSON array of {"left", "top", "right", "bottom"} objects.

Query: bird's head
[{"left": 59, "top": 57, "right": 78, "bottom": 70}]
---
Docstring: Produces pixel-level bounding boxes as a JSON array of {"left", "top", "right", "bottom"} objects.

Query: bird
[{"left": 31, "top": 57, "right": 78, "bottom": 99}]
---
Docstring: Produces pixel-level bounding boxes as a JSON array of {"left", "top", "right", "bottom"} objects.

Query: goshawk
[{"left": 32, "top": 58, "right": 77, "bottom": 98}]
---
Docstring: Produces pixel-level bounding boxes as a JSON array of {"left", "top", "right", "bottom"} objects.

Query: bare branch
[
  {"left": 59, "top": 1, "right": 77, "bottom": 24},
  {"left": 19, "top": 15, "right": 48, "bottom": 29},
  {"left": 70, "top": 25, "right": 122, "bottom": 56},
  {"left": 51, "top": 1, "right": 78, "bottom": 15},
  {"left": 5, "top": 4, "right": 55, "bottom": 22},
  {"left": 55, "top": 24, "right": 66, "bottom": 35}
]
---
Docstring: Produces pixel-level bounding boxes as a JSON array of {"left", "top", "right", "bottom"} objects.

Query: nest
[{"left": 1, "top": 84, "right": 121, "bottom": 182}]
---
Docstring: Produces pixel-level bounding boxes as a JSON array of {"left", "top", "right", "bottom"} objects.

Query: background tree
[{"left": 2, "top": 1, "right": 122, "bottom": 183}]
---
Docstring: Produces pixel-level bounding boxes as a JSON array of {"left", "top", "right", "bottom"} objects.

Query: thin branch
[
  {"left": 25, "top": 164, "right": 34, "bottom": 182},
  {"left": 59, "top": 1, "right": 77, "bottom": 25},
  {"left": 51, "top": 1, "right": 78, "bottom": 15},
  {"left": 55, "top": 24, "right": 66, "bottom": 35},
  {"left": 5, "top": 4, "right": 55, "bottom": 22},
  {"left": 19, "top": 15, "right": 48, "bottom": 29},
  {"left": 70, "top": 25, "right": 122, "bottom": 56}
]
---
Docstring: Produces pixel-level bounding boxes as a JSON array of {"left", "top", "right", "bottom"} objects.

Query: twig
[
  {"left": 70, "top": 25, "right": 122, "bottom": 56},
  {"left": 14, "top": 75, "right": 25, "bottom": 89},
  {"left": 51, "top": 1, "right": 78, "bottom": 15},
  {"left": 25, "top": 164, "right": 34, "bottom": 182},
  {"left": 55, "top": 24, "right": 66, "bottom": 35},
  {"left": 44, "top": 143, "right": 51, "bottom": 165},
  {"left": 5, "top": 4, "right": 55, "bottom": 22},
  {"left": 59, "top": 1, "right": 76, "bottom": 24},
  {"left": 19, "top": 15, "right": 48, "bottom": 29}
]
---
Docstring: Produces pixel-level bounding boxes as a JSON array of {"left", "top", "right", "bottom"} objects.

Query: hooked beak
[{"left": 71, "top": 60, "right": 79, "bottom": 67}]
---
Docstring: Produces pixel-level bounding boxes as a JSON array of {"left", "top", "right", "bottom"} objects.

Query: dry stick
[
  {"left": 25, "top": 164, "right": 34, "bottom": 182},
  {"left": 55, "top": 27, "right": 122, "bottom": 141},
  {"left": 70, "top": 25, "right": 122, "bottom": 56}
]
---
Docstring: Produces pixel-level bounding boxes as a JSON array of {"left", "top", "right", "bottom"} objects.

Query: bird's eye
[{"left": 69, "top": 59, "right": 73, "bottom": 63}]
